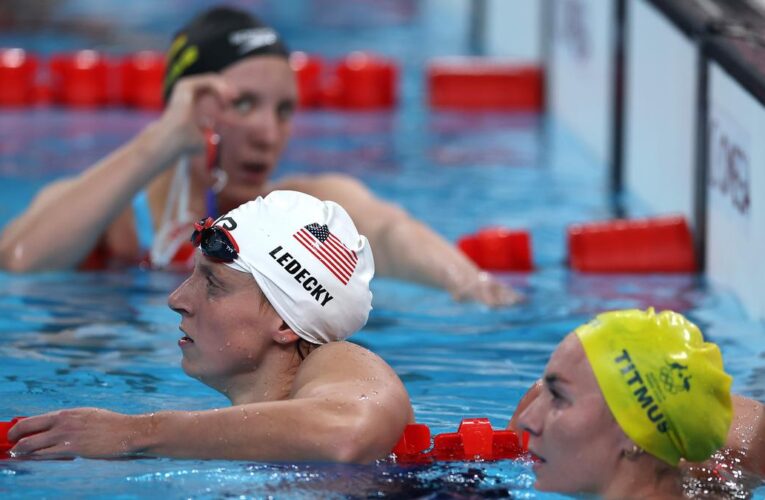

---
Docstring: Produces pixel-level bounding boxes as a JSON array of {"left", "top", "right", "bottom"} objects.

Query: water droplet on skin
[
  {"left": 359, "top": 394, "right": 369, "bottom": 401},
  {"left": 64, "top": 441, "right": 71, "bottom": 447}
]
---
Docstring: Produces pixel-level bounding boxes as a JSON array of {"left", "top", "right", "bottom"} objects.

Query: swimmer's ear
[
  {"left": 617, "top": 432, "right": 642, "bottom": 460},
  {"left": 272, "top": 321, "right": 299, "bottom": 345}
]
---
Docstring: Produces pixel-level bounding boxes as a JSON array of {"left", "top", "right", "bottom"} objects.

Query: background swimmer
[
  {"left": 0, "top": 5, "right": 517, "bottom": 307},
  {"left": 513, "top": 309, "right": 732, "bottom": 499},
  {"left": 7, "top": 191, "right": 414, "bottom": 461}
]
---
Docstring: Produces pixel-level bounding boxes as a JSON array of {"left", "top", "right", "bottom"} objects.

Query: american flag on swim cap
[{"left": 293, "top": 223, "right": 358, "bottom": 285}]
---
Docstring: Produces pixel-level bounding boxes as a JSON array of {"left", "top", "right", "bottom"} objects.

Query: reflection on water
[
  {"left": 685, "top": 448, "right": 762, "bottom": 500},
  {"left": 0, "top": 458, "right": 542, "bottom": 499}
]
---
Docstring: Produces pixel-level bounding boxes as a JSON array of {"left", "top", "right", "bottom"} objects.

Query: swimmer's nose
[
  {"left": 246, "top": 107, "right": 281, "bottom": 149},
  {"left": 516, "top": 395, "right": 544, "bottom": 437},
  {"left": 168, "top": 278, "right": 191, "bottom": 316}
]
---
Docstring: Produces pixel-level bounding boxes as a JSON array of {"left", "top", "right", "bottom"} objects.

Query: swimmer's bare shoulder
[
  {"left": 728, "top": 395, "right": 765, "bottom": 476},
  {"left": 293, "top": 341, "right": 414, "bottom": 422},
  {"left": 286, "top": 341, "right": 413, "bottom": 461},
  {"left": 275, "top": 172, "right": 364, "bottom": 195},
  {"left": 275, "top": 173, "right": 392, "bottom": 211},
  {"left": 274, "top": 174, "right": 407, "bottom": 240}
]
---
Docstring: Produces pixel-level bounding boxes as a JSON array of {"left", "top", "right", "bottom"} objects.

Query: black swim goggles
[{"left": 190, "top": 217, "right": 240, "bottom": 262}]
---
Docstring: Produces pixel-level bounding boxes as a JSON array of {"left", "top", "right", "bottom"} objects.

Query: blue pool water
[{"left": 1, "top": 1, "right": 764, "bottom": 498}]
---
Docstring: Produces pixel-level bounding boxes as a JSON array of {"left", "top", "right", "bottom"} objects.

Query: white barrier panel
[
  {"left": 623, "top": 0, "right": 698, "bottom": 224},
  {"left": 706, "top": 62, "right": 765, "bottom": 320},
  {"left": 484, "top": 0, "right": 542, "bottom": 61},
  {"left": 548, "top": 0, "right": 616, "bottom": 166}
]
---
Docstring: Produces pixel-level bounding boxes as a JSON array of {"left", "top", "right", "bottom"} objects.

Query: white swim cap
[{"left": 211, "top": 190, "right": 374, "bottom": 344}]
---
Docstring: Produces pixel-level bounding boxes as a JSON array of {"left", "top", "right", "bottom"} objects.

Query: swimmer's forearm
[
  {"left": 0, "top": 121, "right": 184, "bottom": 271},
  {"left": 377, "top": 215, "right": 481, "bottom": 290},
  {"left": 374, "top": 215, "right": 519, "bottom": 306},
  {"left": 130, "top": 402, "right": 384, "bottom": 463}
]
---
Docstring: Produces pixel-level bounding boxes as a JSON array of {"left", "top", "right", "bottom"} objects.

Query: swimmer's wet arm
[
  {"left": 279, "top": 174, "right": 519, "bottom": 306},
  {"left": 9, "top": 345, "right": 412, "bottom": 462},
  {"left": 7, "top": 390, "right": 408, "bottom": 462},
  {"left": 0, "top": 74, "right": 236, "bottom": 272},
  {"left": 131, "top": 393, "right": 406, "bottom": 462},
  {"left": 0, "top": 119, "right": 185, "bottom": 272},
  {"left": 134, "top": 348, "right": 413, "bottom": 462}
]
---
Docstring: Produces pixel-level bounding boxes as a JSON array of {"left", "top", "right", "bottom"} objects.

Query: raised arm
[
  {"left": 0, "top": 75, "right": 235, "bottom": 272},
  {"left": 280, "top": 174, "right": 520, "bottom": 306},
  {"left": 8, "top": 343, "right": 413, "bottom": 463}
]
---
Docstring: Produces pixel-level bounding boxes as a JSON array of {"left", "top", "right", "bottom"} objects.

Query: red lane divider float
[
  {"left": 2, "top": 49, "right": 545, "bottom": 112},
  {"left": 333, "top": 51, "right": 397, "bottom": 109},
  {"left": 0, "top": 417, "right": 25, "bottom": 458},
  {"left": 0, "top": 49, "right": 38, "bottom": 106},
  {"left": 294, "top": 51, "right": 398, "bottom": 110},
  {"left": 392, "top": 418, "right": 529, "bottom": 464},
  {"left": 428, "top": 57, "right": 544, "bottom": 112},
  {"left": 0, "top": 49, "right": 543, "bottom": 112},
  {"left": 121, "top": 50, "right": 166, "bottom": 110},
  {"left": 290, "top": 51, "right": 324, "bottom": 108},
  {"left": 567, "top": 215, "right": 697, "bottom": 273},
  {"left": 1, "top": 48, "right": 399, "bottom": 111},
  {"left": 50, "top": 50, "right": 111, "bottom": 107},
  {"left": 458, "top": 228, "right": 533, "bottom": 272}
]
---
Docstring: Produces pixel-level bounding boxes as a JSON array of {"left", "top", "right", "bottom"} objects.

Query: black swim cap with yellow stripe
[{"left": 163, "top": 6, "right": 289, "bottom": 102}]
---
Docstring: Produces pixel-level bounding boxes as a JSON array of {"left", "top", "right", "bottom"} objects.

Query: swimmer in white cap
[{"left": 8, "top": 191, "right": 414, "bottom": 462}]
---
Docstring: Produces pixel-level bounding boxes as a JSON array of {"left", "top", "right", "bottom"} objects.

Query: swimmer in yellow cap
[{"left": 512, "top": 308, "right": 733, "bottom": 499}]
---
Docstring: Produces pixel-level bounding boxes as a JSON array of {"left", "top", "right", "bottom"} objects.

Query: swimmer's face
[
  {"left": 167, "top": 256, "right": 289, "bottom": 394},
  {"left": 207, "top": 56, "right": 297, "bottom": 200},
  {"left": 517, "top": 333, "right": 630, "bottom": 494}
]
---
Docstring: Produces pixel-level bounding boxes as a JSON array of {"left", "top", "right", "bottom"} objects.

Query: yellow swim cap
[{"left": 575, "top": 308, "right": 732, "bottom": 466}]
